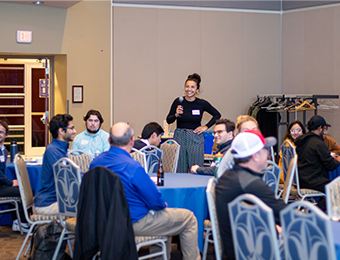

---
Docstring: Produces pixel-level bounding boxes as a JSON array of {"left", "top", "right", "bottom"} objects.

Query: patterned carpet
[{"left": 0, "top": 225, "right": 218, "bottom": 260}]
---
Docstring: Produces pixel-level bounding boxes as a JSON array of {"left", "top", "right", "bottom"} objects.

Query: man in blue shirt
[
  {"left": 90, "top": 122, "right": 200, "bottom": 260},
  {"left": 34, "top": 114, "right": 76, "bottom": 214},
  {"left": 71, "top": 110, "right": 109, "bottom": 157}
]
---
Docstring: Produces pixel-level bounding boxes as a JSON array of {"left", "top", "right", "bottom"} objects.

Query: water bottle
[
  {"left": 10, "top": 140, "right": 18, "bottom": 162},
  {"left": 214, "top": 152, "right": 223, "bottom": 178},
  {"left": 157, "top": 158, "right": 164, "bottom": 186}
]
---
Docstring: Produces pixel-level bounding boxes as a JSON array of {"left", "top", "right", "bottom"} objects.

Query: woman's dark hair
[
  {"left": 185, "top": 73, "right": 201, "bottom": 89},
  {"left": 282, "top": 120, "right": 306, "bottom": 143}
]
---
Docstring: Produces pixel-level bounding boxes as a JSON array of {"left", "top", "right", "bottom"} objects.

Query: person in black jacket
[
  {"left": 190, "top": 118, "right": 235, "bottom": 175},
  {"left": 216, "top": 129, "right": 286, "bottom": 260},
  {"left": 133, "top": 122, "right": 164, "bottom": 150},
  {"left": 74, "top": 166, "right": 138, "bottom": 260},
  {"left": 295, "top": 115, "right": 340, "bottom": 210},
  {"left": 0, "top": 120, "right": 28, "bottom": 232}
]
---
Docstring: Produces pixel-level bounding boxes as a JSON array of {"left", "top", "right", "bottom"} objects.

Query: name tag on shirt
[
  {"left": 0, "top": 155, "right": 4, "bottom": 162},
  {"left": 192, "top": 109, "right": 200, "bottom": 116},
  {"left": 81, "top": 140, "right": 89, "bottom": 145}
]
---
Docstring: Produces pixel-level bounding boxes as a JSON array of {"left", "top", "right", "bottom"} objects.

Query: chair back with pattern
[
  {"left": 262, "top": 161, "right": 281, "bottom": 199},
  {"left": 67, "top": 149, "right": 93, "bottom": 173},
  {"left": 325, "top": 176, "right": 340, "bottom": 218},
  {"left": 14, "top": 154, "right": 34, "bottom": 222},
  {"left": 131, "top": 148, "right": 148, "bottom": 172},
  {"left": 140, "top": 145, "right": 163, "bottom": 173},
  {"left": 206, "top": 177, "right": 223, "bottom": 260},
  {"left": 280, "top": 200, "right": 335, "bottom": 260},
  {"left": 53, "top": 158, "right": 81, "bottom": 218},
  {"left": 216, "top": 148, "right": 234, "bottom": 178},
  {"left": 280, "top": 141, "right": 295, "bottom": 182},
  {"left": 228, "top": 193, "right": 281, "bottom": 260},
  {"left": 281, "top": 155, "right": 297, "bottom": 203},
  {"left": 160, "top": 140, "right": 180, "bottom": 173}
]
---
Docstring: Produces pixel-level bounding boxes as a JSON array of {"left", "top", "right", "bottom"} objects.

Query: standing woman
[{"left": 166, "top": 73, "right": 221, "bottom": 173}]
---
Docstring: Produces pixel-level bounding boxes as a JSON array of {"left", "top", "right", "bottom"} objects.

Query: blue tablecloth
[
  {"left": 152, "top": 173, "right": 211, "bottom": 252},
  {"left": 5, "top": 163, "right": 42, "bottom": 196},
  {"left": 329, "top": 165, "right": 340, "bottom": 181}
]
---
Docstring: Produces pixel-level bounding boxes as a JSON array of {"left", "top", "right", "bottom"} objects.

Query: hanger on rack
[
  {"left": 317, "top": 99, "right": 340, "bottom": 110},
  {"left": 284, "top": 100, "right": 302, "bottom": 111},
  {"left": 295, "top": 100, "right": 316, "bottom": 111}
]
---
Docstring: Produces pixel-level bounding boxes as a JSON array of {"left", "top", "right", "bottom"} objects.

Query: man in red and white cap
[{"left": 215, "top": 129, "right": 286, "bottom": 260}]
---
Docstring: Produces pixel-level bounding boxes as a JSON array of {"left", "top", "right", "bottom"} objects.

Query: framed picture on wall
[{"left": 72, "top": 85, "right": 83, "bottom": 103}]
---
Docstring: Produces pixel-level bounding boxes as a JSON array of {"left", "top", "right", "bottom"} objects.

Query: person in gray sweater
[{"left": 190, "top": 118, "right": 235, "bottom": 175}]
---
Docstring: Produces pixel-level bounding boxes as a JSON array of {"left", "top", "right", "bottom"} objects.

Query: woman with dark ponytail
[{"left": 166, "top": 73, "right": 221, "bottom": 173}]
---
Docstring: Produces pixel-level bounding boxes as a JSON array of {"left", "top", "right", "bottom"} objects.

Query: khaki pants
[
  {"left": 35, "top": 202, "right": 59, "bottom": 215},
  {"left": 133, "top": 208, "right": 201, "bottom": 260}
]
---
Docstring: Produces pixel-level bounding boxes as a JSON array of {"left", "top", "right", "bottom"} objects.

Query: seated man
[
  {"left": 0, "top": 120, "right": 29, "bottom": 232},
  {"left": 295, "top": 115, "right": 340, "bottom": 210},
  {"left": 71, "top": 110, "right": 109, "bottom": 157},
  {"left": 216, "top": 129, "right": 286, "bottom": 260},
  {"left": 191, "top": 118, "right": 235, "bottom": 175},
  {"left": 34, "top": 114, "right": 76, "bottom": 214},
  {"left": 90, "top": 122, "right": 200, "bottom": 260},
  {"left": 133, "top": 122, "right": 164, "bottom": 150},
  {"left": 323, "top": 125, "right": 340, "bottom": 156}
]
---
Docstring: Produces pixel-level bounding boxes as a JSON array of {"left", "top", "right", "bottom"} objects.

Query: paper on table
[{"left": 150, "top": 176, "right": 157, "bottom": 184}]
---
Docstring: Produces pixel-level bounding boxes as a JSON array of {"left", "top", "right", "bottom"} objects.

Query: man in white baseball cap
[{"left": 215, "top": 129, "right": 286, "bottom": 260}]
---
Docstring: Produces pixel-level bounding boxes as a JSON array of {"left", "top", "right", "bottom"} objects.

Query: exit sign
[{"left": 17, "top": 30, "right": 32, "bottom": 43}]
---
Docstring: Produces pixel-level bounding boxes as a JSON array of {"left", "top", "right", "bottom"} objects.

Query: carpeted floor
[{"left": 0, "top": 225, "right": 217, "bottom": 260}]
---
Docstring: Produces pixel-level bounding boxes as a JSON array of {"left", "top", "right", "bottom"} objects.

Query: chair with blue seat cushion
[
  {"left": 216, "top": 148, "right": 234, "bottom": 178},
  {"left": 67, "top": 149, "right": 93, "bottom": 173},
  {"left": 228, "top": 193, "right": 281, "bottom": 260},
  {"left": 202, "top": 177, "right": 223, "bottom": 260},
  {"left": 325, "top": 176, "right": 340, "bottom": 219},
  {"left": 262, "top": 160, "right": 281, "bottom": 199},
  {"left": 52, "top": 157, "right": 81, "bottom": 260},
  {"left": 282, "top": 154, "right": 325, "bottom": 204},
  {"left": 280, "top": 200, "right": 335, "bottom": 260},
  {"left": 140, "top": 145, "right": 163, "bottom": 174},
  {"left": 0, "top": 196, "right": 23, "bottom": 234},
  {"left": 14, "top": 154, "right": 64, "bottom": 260},
  {"left": 131, "top": 148, "right": 148, "bottom": 173},
  {"left": 160, "top": 140, "right": 180, "bottom": 173}
]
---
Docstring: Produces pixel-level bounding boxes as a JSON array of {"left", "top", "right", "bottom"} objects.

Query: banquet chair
[
  {"left": 131, "top": 148, "right": 148, "bottom": 172},
  {"left": 14, "top": 154, "right": 63, "bottom": 260},
  {"left": 67, "top": 149, "right": 93, "bottom": 173},
  {"left": 279, "top": 140, "right": 296, "bottom": 192},
  {"left": 160, "top": 139, "right": 180, "bottom": 173},
  {"left": 228, "top": 194, "right": 281, "bottom": 260},
  {"left": 0, "top": 197, "right": 23, "bottom": 234},
  {"left": 280, "top": 200, "right": 335, "bottom": 260},
  {"left": 52, "top": 157, "right": 81, "bottom": 260},
  {"left": 202, "top": 177, "right": 223, "bottom": 260},
  {"left": 262, "top": 161, "right": 281, "bottom": 199},
  {"left": 325, "top": 176, "right": 340, "bottom": 218},
  {"left": 283, "top": 154, "right": 326, "bottom": 204},
  {"left": 216, "top": 148, "right": 234, "bottom": 178},
  {"left": 73, "top": 166, "right": 167, "bottom": 260},
  {"left": 140, "top": 145, "right": 163, "bottom": 173}
]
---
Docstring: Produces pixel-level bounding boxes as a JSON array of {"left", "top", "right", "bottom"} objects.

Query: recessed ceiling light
[{"left": 33, "top": 1, "right": 44, "bottom": 5}]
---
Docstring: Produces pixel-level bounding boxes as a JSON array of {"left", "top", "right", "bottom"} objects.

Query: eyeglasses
[
  {"left": 290, "top": 129, "right": 302, "bottom": 133},
  {"left": 213, "top": 130, "right": 227, "bottom": 136},
  {"left": 63, "top": 126, "right": 75, "bottom": 130}
]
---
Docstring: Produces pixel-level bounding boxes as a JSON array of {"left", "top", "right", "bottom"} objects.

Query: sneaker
[{"left": 12, "top": 221, "right": 30, "bottom": 233}]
